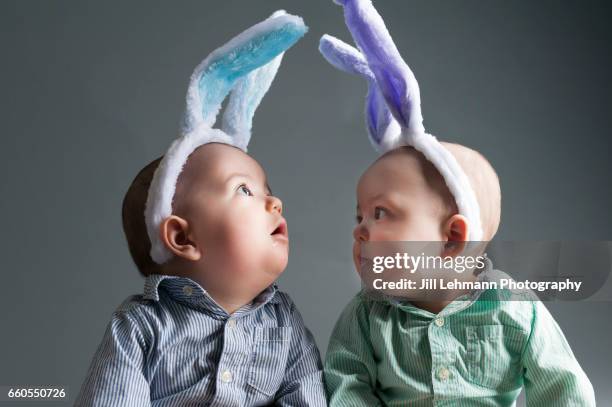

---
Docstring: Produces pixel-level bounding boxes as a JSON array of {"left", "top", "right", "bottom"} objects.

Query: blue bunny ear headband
[
  {"left": 145, "top": 11, "right": 307, "bottom": 264},
  {"left": 319, "top": 0, "right": 483, "bottom": 241}
]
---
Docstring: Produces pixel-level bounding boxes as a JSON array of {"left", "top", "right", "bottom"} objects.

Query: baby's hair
[
  {"left": 378, "top": 143, "right": 501, "bottom": 241},
  {"left": 377, "top": 146, "right": 458, "bottom": 220},
  {"left": 441, "top": 142, "right": 502, "bottom": 241},
  {"left": 122, "top": 157, "right": 163, "bottom": 276}
]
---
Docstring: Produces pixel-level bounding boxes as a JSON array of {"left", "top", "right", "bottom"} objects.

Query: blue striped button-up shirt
[{"left": 76, "top": 274, "right": 327, "bottom": 406}]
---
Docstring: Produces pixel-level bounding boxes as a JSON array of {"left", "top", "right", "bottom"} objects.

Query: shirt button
[
  {"left": 183, "top": 285, "right": 193, "bottom": 296},
  {"left": 227, "top": 319, "right": 236, "bottom": 328},
  {"left": 434, "top": 317, "right": 445, "bottom": 327},
  {"left": 220, "top": 370, "right": 233, "bottom": 383},
  {"left": 438, "top": 367, "right": 450, "bottom": 381}
]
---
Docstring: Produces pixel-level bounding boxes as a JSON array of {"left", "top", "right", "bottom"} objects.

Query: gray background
[{"left": 1, "top": 0, "right": 611, "bottom": 404}]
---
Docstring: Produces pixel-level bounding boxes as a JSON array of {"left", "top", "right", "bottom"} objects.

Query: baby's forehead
[
  {"left": 357, "top": 147, "right": 454, "bottom": 207},
  {"left": 181, "top": 143, "right": 266, "bottom": 186},
  {"left": 360, "top": 148, "right": 434, "bottom": 188}
]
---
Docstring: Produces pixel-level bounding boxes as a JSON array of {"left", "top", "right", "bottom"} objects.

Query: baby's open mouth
[{"left": 271, "top": 219, "right": 288, "bottom": 240}]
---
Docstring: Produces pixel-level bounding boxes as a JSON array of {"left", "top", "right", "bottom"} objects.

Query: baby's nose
[
  {"left": 266, "top": 195, "right": 283, "bottom": 214},
  {"left": 353, "top": 223, "right": 369, "bottom": 242}
]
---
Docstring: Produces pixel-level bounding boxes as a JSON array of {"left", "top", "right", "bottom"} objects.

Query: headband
[
  {"left": 319, "top": 0, "right": 483, "bottom": 241},
  {"left": 145, "top": 10, "right": 307, "bottom": 264}
]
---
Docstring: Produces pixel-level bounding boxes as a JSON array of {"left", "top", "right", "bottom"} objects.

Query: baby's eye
[
  {"left": 355, "top": 214, "right": 363, "bottom": 224},
  {"left": 237, "top": 184, "right": 253, "bottom": 196},
  {"left": 374, "top": 207, "right": 387, "bottom": 220}
]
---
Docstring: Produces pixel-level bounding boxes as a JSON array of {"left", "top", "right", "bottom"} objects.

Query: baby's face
[
  {"left": 176, "top": 143, "right": 288, "bottom": 295},
  {"left": 353, "top": 150, "right": 451, "bottom": 272}
]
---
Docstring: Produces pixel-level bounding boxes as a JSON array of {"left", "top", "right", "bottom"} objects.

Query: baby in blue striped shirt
[
  {"left": 77, "top": 144, "right": 326, "bottom": 406},
  {"left": 77, "top": 11, "right": 326, "bottom": 407}
]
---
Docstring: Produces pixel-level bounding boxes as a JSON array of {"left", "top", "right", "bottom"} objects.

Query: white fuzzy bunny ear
[
  {"left": 322, "top": 0, "right": 483, "bottom": 241},
  {"left": 145, "top": 11, "right": 307, "bottom": 264}
]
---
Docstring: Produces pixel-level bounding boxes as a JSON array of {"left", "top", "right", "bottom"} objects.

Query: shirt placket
[
  {"left": 210, "top": 315, "right": 252, "bottom": 407},
  {"left": 398, "top": 297, "right": 477, "bottom": 405},
  {"left": 435, "top": 295, "right": 483, "bottom": 404},
  {"left": 428, "top": 313, "right": 459, "bottom": 405}
]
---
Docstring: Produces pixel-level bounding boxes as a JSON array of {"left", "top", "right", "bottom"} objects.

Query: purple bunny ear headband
[
  {"left": 319, "top": 0, "right": 483, "bottom": 241},
  {"left": 145, "top": 11, "right": 307, "bottom": 264}
]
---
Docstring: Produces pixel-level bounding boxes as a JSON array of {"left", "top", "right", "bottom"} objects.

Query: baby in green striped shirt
[
  {"left": 320, "top": 1, "right": 596, "bottom": 405},
  {"left": 325, "top": 144, "right": 595, "bottom": 406}
]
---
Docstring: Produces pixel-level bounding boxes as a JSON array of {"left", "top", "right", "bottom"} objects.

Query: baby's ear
[
  {"left": 159, "top": 215, "right": 201, "bottom": 262},
  {"left": 442, "top": 214, "right": 469, "bottom": 257}
]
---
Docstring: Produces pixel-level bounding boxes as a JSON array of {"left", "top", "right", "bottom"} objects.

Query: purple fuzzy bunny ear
[
  {"left": 320, "top": 0, "right": 485, "bottom": 241},
  {"left": 336, "top": 0, "right": 425, "bottom": 136},
  {"left": 319, "top": 34, "right": 373, "bottom": 80},
  {"left": 319, "top": 34, "right": 400, "bottom": 151}
]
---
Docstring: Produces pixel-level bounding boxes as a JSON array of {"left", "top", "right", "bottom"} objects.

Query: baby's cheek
[
  {"left": 418, "top": 218, "right": 447, "bottom": 241},
  {"left": 223, "top": 224, "right": 260, "bottom": 256},
  {"left": 206, "top": 219, "right": 252, "bottom": 262},
  {"left": 370, "top": 220, "right": 441, "bottom": 242},
  {"left": 371, "top": 223, "right": 409, "bottom": 241},
  {"left": 390, "top": 217, "right": 441, "bottom": 241}
]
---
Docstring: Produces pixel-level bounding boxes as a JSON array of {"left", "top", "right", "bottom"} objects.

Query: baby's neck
[
  {"left": 186, "top": 274, "right": 261, "bottom": 315},
  {"left": 210, "top": 296, "right": 251, "bottom": 315},
  {"left": 409, "top": 300, "right": 453, "bottom": 315},
  {"left": 409, "top": 269, "right": 482, "bottom": 315},
  {"left": 161, "top": 262, "right": 263, "bottom": 316}
]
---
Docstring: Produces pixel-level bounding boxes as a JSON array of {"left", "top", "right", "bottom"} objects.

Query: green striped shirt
[{"left": 324, "top": 271, "right": 595, "bottom": 406}]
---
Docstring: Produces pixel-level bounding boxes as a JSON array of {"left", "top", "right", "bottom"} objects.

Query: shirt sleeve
[
  {"left": 274, "top": 298, "right": 327, "bottom": 407},
  {"left": 522, "top": 301, "right": 596, "bottom": 406},
  {"left": 75, "top": 306, "right": 151, "bottom": 407},
  {"left": 324, "top": 294, "right": 382, "bottom": 407}
]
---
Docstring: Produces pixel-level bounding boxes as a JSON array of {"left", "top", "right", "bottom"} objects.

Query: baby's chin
[
  {"left": 269, "top": 238, "right": 289, "bottom": 268},
  {"left": 261, "top": 251, "right": 289, "bottom": 279},
  {"left": 272, "top": 255, "right": 289, "bottom": 277},
  {"left": 352, "top": 257, "right": 368, "bottom": 281}
]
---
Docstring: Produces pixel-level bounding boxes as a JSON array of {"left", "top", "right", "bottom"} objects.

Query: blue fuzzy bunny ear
[
  {"left": 221, "top": 10, "right": 297, "bottom": 150},
  {"left": 182, "top": 10, "right": 307, "bottom": 143},
  {"left": 334, "top": 0, "right": 425, "bottom": 136},
  {"left": 220, "top": 53, "right": 283, "bottom": 151},
  {"left": 319, "top": 34, "right": 400, "bottom": 151}
]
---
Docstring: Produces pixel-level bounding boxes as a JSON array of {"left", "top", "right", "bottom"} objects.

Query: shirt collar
[
  {"left": 143, "top": 274, "right": 280, "bottom": 317},
  {"left": 382, "top": 257, "right": 495, "bottom": 317}
]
